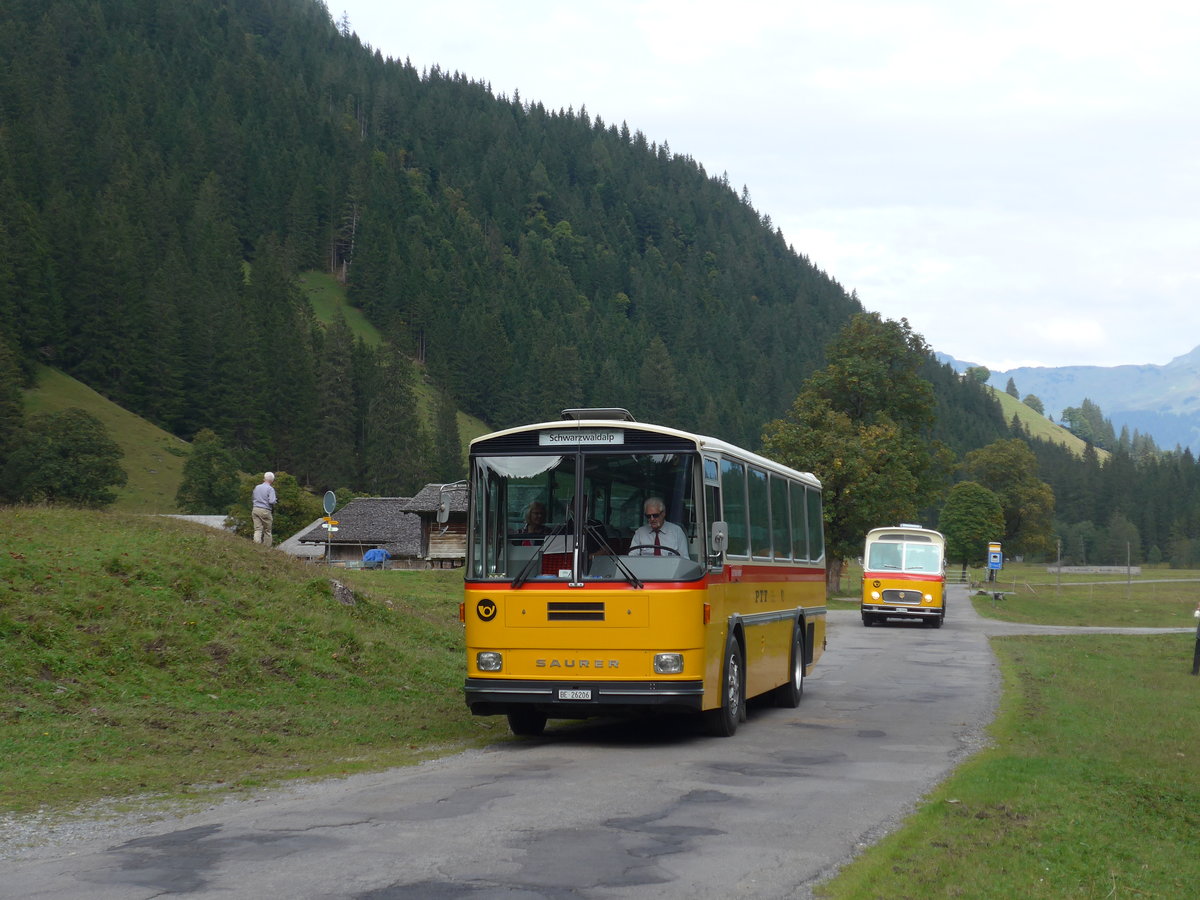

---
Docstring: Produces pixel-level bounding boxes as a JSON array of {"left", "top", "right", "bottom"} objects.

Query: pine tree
[
  {"left": 362, "top": 345, "right": 428, "bottom": 495},
  {"left": 432, "top": 388, "right": 464, "bottom": 483},
  {"left": 311, "top": 311, "right": 358, "bottom": 491}
]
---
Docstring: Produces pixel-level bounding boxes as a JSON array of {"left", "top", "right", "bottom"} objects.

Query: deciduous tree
[
  {"left": 960, "top": 439, "right": 1056, "bottom": 558},
  {"left": 175, "top": 428, "right": 240, "bottom": 514},
  {"left": 938, "top": 481, "right": 1005, "bottom": 579},
  {"left": 763, "top": 313, "right": 950, "bottom": 592},
  {"left": 1, "top": 408, "right": 127, "bottom": 507}
]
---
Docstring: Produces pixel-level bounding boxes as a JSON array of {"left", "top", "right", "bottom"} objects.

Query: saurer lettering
[{"left": 536, "top": 659, "right": 619, "bottom": 668}]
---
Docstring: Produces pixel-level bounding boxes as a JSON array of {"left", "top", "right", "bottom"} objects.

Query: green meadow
[
  {"left": 4, "top": 514, "right": 1199, "bottom": 900},
  {"left": 821, "top": 561, "right": 1200, "bottom": 898}
]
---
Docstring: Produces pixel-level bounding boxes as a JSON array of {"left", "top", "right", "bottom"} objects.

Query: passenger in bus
[
  {"left": 520, "top": 501, "right": 550, "bottom": 535},
  {"left": 510, "top": 500, "right": 551, "bottom": 546},
  {"left": 627, "top": 497, "right": 689, "bottom": 558}
]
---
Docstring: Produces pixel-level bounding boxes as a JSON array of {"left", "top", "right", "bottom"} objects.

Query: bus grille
[
  {"left": 547, "top": 601, "right": 605, "bottom": 621},
  {"left": 882, "top": 589, "right": 923, "bottom": 604}
]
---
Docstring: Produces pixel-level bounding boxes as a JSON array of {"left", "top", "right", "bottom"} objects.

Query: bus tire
[
  {"left": 705, "top": 636, "right": 744, "bottom": 737},
  {"left": 773, "top": 622, "right": 805, "bottom": 708},
  {"left": 506, "top": 709, "right": 547, "bottom": 736}
]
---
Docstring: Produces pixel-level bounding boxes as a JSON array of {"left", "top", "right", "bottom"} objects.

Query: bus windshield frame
[{"left": 469, "top": 443, "right": 705, "bottom": 584}]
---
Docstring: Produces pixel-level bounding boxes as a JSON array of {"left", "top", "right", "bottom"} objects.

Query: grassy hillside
[
  {"left": 22, "top": 366, "right": 189, "bottom": 514},
  {"left": 18, "top": 276, "right": 491, "bottom": 514},
  {"left": 0, "top": 508, "right": 488, "bottom": 815},
  {"left": 300, "top": 271, "right": 383, "bottom": 347},
  {"left": 989, "top": 385, "right": 1107, "bottom": 459}
]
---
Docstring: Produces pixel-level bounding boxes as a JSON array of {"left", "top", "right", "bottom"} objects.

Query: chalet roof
[
  {"left": 297, "top": 497, "right": 422, "bottom": 557},
  {"left": 277, "top": 518, "right": 329, "bottom": 558},
  {"left": 403, "top": 483, "right": 469, "bottom": 514}
]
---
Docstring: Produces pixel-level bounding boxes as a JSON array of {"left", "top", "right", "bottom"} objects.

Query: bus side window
[
  {"left": 748, "top": 466, "right": 771, "bottom": 558},
  {"left": 770, "top": 474, "right": 791, "bottom": 560},
  {"left": 806, "top": 486, "right": 824, "bottom": 561},
  {"left": 721, "top": 459, "right": 749, "bottom": 557},
  {"left": 790, "top": 480, "right": 808, "bottom": 561}
]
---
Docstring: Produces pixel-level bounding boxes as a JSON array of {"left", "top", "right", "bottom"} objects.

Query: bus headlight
[
  {"left": 924, "top": 593, "right": 933, "bottom": 603},
  {"left": 870, "top": 590, "right": 881, "bottom": 601},
  {"left": 476, "top": 651, "right": 503, "bottom": 672},
  {"left": 654, "top": 653, "right": 684, "bottom": 674}
]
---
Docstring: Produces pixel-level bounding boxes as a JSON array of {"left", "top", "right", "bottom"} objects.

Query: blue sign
[{"left": 987, "top": 550, "right": 1003, "bottom": 570}]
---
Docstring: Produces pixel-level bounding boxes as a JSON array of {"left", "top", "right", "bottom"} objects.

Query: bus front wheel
[
  {"left": 507, "top": 709, "right": 547, "bottom": 736},
  {"left": 705, "top": 637, "right": 744, "bottom": 737}
]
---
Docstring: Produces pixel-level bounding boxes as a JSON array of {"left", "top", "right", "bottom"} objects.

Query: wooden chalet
[
  {"left": 296, "top": 497, "right": 423, "bottom": 568},
  {"left": 402, "top": 483, "right": 469, "bottom": 568}
]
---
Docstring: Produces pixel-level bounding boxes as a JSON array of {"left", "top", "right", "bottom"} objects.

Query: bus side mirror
[
  {"left": 435, "top": 479, "right": 468, "bottom": 531},
  {"left": 710, "top": 521, "right": 728, "bottom": 554}
]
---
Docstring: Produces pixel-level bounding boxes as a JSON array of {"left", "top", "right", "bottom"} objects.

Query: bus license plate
[{"left": 558, "top": 689, "right": 592, "bottom": 701}]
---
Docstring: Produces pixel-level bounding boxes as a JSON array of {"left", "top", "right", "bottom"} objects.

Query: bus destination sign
[{"left": 539, "top": 429, "right": 624, "bottom": 446}]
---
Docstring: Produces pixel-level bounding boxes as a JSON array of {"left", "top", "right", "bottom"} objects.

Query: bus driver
[{"left": 628, "top": 497, "right": 689, "bottom": 558}]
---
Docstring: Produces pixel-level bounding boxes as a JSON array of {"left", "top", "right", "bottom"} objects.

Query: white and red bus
[{"left": 455, "top": 409, "right": 826, "bottom": 737}]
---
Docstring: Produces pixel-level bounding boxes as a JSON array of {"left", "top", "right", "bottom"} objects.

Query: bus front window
[{"left": 468, "top": 451, "right": 700, "bottom": 581}]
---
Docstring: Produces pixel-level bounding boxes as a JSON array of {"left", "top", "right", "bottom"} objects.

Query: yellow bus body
[
  {"left": 860, "top": 525, "right": 946, "bottom": 628},
  {"left": 460, "top": 411, "right": 827, "bottom": 736},
  {"left": 465, "top": 568, "right": 825, "bottom": 716}
]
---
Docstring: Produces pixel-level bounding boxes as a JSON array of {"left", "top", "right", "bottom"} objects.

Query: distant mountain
[{"left": 936, "top": 347, "right": 1200, "bottom": 452}]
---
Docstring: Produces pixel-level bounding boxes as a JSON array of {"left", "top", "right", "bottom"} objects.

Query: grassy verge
[
  {"left": 970, "top": 561, "right": 1200, "bottom": 627},
  {"left": 0, "top": 507, "right": 496, "bottom": 816},
  {"left": 818, "top": 633, "right": 1200, "bottom": 898}
]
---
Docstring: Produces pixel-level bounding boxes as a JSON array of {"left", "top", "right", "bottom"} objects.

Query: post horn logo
[{"left": 476, "top": 598, "right": 497, "bottom": 621}]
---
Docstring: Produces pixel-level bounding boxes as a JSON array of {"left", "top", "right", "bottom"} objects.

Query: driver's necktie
[{"left": 654, "top": 531, "right": 661, "bottom": 556}]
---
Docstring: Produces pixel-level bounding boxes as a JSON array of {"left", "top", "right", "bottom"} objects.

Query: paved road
[{"left": 3, "top": 589, "right": 1190, "bottom": 899}]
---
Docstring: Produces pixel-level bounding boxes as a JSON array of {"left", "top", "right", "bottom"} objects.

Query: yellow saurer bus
[
  {"left": 860, "top": 524, "right": 946, "bottom": 628},
  {"left": 456, "top": 409, "right": 827, "bottom": 737}
]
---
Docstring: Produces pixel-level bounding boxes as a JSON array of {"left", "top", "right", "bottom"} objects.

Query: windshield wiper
[
  {"left": 511, "top": 521, "right": 568, "bottom": 589},
  {"left": 584, "top": 522, "right": 643, "bottom": 589}
]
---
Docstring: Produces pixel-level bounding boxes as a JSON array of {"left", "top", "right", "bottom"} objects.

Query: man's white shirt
[{"left": 628, "top": 521, "right": 689, "bottom": 557}]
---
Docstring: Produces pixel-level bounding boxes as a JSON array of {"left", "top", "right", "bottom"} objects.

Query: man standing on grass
[{"left": 252, "top": 471, "right": 277, "bottom": 545}]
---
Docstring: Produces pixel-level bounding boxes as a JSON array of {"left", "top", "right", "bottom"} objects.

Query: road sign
[{"left": 323, "top": 490, "right": 336, "bottom": 515}]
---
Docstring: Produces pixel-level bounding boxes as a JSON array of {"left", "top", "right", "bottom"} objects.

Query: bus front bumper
[
  {"left": 465, "top": 677, "right": 705, "bottom": 717},
  {"left": 862, "top": 603, "right": 942, "bottom": 618}
]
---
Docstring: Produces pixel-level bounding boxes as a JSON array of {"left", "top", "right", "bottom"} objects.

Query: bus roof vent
[{"left": 560, "top": 408, "right": 636, "bottom": 422}]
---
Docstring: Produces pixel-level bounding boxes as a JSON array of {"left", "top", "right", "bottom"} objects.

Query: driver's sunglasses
[{"left": 644, "top": 511, "right": 663, "bottom": 519}]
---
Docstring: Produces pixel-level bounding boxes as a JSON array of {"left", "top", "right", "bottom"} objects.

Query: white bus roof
[
  {"left": 470, "top": 413, "right": 822, "bottom": 489},
  {"left": 865, "top": 525, "right": 945, "bottom": 541}
]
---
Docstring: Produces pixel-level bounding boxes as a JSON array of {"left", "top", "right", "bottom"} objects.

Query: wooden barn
[{"left": 401, "top": 483, "right": 468, "bottom": 568}]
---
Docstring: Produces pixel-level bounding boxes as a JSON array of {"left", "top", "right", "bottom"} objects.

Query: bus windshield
[
  {"left": 866, "top": 537, "right": 940, "bottom": 573},
  {"left": 469, "top": 450, "right": 701, "bottom": 583}
]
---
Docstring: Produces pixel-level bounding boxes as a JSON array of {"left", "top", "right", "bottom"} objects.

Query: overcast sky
[{"left": 333, "top": 1, "right": 1199, "bottom": 372}]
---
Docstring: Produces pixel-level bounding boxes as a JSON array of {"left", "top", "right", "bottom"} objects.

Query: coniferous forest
[
  {"left": 0, "top": 0, "right": 875, "bottom": 486},
  {"left": 4, "top": 0, "right": 1200, "bottom": 566}
]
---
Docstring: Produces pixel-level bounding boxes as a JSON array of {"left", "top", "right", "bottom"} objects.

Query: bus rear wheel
[
  {"left": 705, "top": 637, "right": 744, "bottom": 737},
  {"left": 506, "top": 709, "right": 547, "bottom": 736},
  {"left": 773, "top": 623, "right": 805, "bottom": 708}
]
